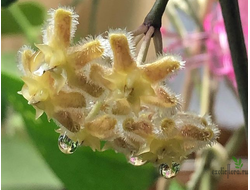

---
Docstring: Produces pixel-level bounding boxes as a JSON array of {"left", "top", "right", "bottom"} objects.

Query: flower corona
[{"left": 18, "top": 7, "right": 219, "bottom": 167}]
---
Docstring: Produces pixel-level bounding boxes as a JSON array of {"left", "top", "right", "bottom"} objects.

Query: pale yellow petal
[
  {"left": 140, "top": 56, "right": 182, "bottom": 83},
  {"left": 109, "top": 34, "right": 136, "bottom": 72}
]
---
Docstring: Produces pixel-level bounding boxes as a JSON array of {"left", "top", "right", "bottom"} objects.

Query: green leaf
[
  {"left": 235, "top": 161, "right": 240, "bottom": 165},
  {"left": 1, "top": 91, "right": 8, "bottom": 121},
  {"left": 239, "top": 158, "right": 242, "bottom": 165},
  {"left": 1, "top": 52, "right": 20, "bottom": 77},
  {"left": 1, "top": 0, "right": 17, "bottom": 7},
  {"left": 1, "top": 2, "right": 46, "bottom": 35},
  {"left": 232, "top": 156, "right": 238, "bottom": 162},
  {"left": 169, "top": 179, "right": 186, "bottom": 190},
  {"left": 1, "top": 51, "right": 19, "bottom": 122},
  {"left": 2, "top": 135, "right": 63, "bottom": 188},
  {"left": 240, "top": 163, "right": 243, "bottom": 168},
  {"left": 1, "top": 72, "right": 157, "bottom": 190},
  {"left": 235, "top": 166, "right": 239, "bottom": 169}
]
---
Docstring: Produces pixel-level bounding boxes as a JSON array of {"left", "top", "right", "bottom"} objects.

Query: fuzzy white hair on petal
[
  {"left": 42, "top": 6, "right": 79, "bottom": 44},
  {"left": 107, "top": 28, "right": 137, "bottom": 60},
  {"left": 17, "top": 45, "right": 35, "bottom": 75}
]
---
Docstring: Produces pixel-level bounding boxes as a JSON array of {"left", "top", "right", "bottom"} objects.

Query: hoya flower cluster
[{"left": 18, "top": 7, "right": 219, "bottom": 167}]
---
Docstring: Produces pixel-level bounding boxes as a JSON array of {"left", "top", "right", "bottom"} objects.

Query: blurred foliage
[
  {"left": 2, "top": 134, "right": 63, "bottom": 190},
  {"left": 1, "top": 2, "right": 46, "bottom": 35},
  {"left": 1, "top": 0, "right": 17, "bottom": 8},
  {"left": 169, "top": 179, "right": 186, "bottom": 190},
  {"left": 1, "top": 91, "right": 8, "bottom": 121},
  {"left": 1, "top": 52, "right": 19, "bottom": 122},
  {"left": 1, "top": 52, "right": 20, "bottom": 76}
]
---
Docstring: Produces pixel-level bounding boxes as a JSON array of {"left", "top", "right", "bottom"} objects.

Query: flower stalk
[
  {"left": 143, "top": 0, "right": 169, "bottom": 29},
  {"left": 219, "top": 0, "right": 248, "bottom": 130},
  {"left": 136, "top": 26, "right": 154, "bottom": 64},
  {"left": 132, "top": 0, "right": 170, "bottom": 56}
]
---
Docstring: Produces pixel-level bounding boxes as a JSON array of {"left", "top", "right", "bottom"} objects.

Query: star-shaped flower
[{"left": 18, "top": 7, "right": 219, "bottom": 166}]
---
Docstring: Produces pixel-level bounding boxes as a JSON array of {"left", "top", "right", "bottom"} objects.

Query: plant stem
[
  {"left": 132, "top": 0, "right": 170, "bottom": 36},
  {"left": 143, "top": 0, "right": 169, "bottom": 29},
  {"left": 137, "top": 26, "right": 154, "bottom": 64},
  {"left": 8, "top": 2, "right": 38, "bottom": 44},
  {"left": 208, "top": 75, "right": 219, "bottom": 119},
  {"left": 219, "top": 0, "right": 248, "bottom": 130},
  {"left": 225, "top": 126, "right": 246, "bottom": 158},
  {"left": 200, "top": 170, "right": 212, "bottom": 190},
  {"left": 166, "top": 5, "right": 204, "bottom": 112},
  {"left": 133, "top": 0, "right": 170, "bottom": 56},
  {"left": 166, "top": 7, "right": 194, "bottom": 111},
  {"left": 132, "top": 25, "right": 148, "bottom": 36},
  {"left": 182, "top": 69, "right": 194, "bottom": 111},
  {"left": 187, "top": 149, "right": 214, "bottom": 190},
  {"left": 188, "top": 126, "right": 246, "bottom": 190},
  {"left": 85, "top": 101, "right": 102, "bottom": 121},
  {"left": 71, "top": 0, "right": 84, "bottom": 7},
  {"left": 209, "top": 126, "right": 246, "bottom": 189},
  {"left": 153, "top": 29, "right": 163, "bottom": 55},
  {"left": 88, "top": 0, "right": 100, "bottom": 34},
  {"left": 183, "top": 0, "right": 204, "bottom": 30},
  {"left": 134, "top": 34, "right": 144, "bottom": 45},
  {"left": 200, "top": 64, "right": 210, "bottom": 115},
  {"left": 165, "top": 7, "right": 185, "bottom": 38}
]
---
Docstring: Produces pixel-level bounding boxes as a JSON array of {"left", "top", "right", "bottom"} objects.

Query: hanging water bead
[
  {"left": 159, "top": 162, "right": 180, "bottom": 179},
  {"left": 58, "top": 133, "right": 79, "bottom": 154},
  {"left": 128, "top": 156, "right": 147, "bottom": 166}
]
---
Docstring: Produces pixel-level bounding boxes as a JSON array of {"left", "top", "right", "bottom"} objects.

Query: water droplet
[
  {"left": 159, "top": 162, "right": 180, "bottom": 179},
  {"left": 128, "top": 157, "right": 147, "bottom": 166},
  {"left": 58, "top": 134, "right": 78, "bottom": 154}
]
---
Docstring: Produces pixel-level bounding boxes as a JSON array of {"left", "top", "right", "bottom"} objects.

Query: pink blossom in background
[
  {"left": 203, "top": 1, "right": 248, "bottom": 89},
  {"left": 161, "top": 1, "right": 248, "bottom": 90},
  {"left": 238, "top": 0, "right": 248, "bottom": 51}
]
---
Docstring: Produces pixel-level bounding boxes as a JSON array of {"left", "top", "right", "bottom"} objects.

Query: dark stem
[
  {"left": 88, "top": 0, "right": 100, "bottom": 34},
  {"left": 153, "top": 29, "right": 163, "bottom": 54},
  {"left": 225, "top": 126, "right": 246, "bottom": 158},
  {"left": 132, "top": 0, "right": 169, "bottom": 57},
  {"left": 143, "top": 0, "right": 169, "bottom": 29},
  {"left": 219, "top": 0, "right": 248, "bottom": 131}
]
